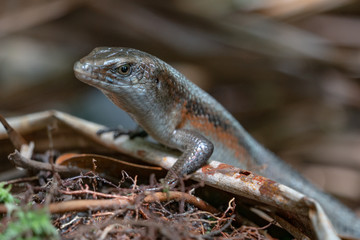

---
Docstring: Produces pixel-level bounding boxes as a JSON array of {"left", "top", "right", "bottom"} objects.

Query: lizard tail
[{"left": 244, "top": 133, "right": 360, "bottom": 238}]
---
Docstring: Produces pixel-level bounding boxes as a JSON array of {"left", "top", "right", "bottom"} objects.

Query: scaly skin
[{"left": 74, "top": 47, "right": 360, "bottom": 238}]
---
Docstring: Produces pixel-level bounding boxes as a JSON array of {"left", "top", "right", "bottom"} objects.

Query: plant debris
[
  {"left": 0, "top": 111, "right": 343, "bottom": 239},
  {"left": 0, "top": 169, "right": 273, "bottom": 240}
]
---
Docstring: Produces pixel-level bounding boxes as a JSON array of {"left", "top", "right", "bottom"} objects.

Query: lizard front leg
[{"left": 165, "top": 129, "right": 214, "bottom": 184}]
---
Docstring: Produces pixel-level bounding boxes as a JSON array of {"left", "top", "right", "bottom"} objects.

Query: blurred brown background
[{"left": 0, "top": 0, "right": 360, "bottom": 213}]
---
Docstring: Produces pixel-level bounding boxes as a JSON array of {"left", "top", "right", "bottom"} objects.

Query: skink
[{"left": 74, "top": 47, "right": 360, "bottom": 238}]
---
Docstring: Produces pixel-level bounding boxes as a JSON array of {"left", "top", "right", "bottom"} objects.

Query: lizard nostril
[{"left": 83, "top": 63, "right": 90, "bottom": 71}]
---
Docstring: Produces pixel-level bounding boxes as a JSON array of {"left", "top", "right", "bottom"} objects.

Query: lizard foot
[
  {"left": 162, "top": 169, "right": 182, "bottom": 189},
  {"left": 97, "top": 126, "right": 148, "bottom": 139}
]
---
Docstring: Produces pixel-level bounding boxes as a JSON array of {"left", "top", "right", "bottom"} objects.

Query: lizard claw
[
  {"left": 161, "top": 177, "right": 178, "bottom": 190},
  {"left": 163, "top": 170, "right": 180, "bottom": 188}
]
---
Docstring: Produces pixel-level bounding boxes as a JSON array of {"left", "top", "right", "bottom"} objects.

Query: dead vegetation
[{"left": 1, "top": 0, "right": 360, "bottom": 239}]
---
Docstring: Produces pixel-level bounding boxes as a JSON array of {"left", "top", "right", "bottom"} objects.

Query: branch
[
  {"left": 8, "top": 150, "right": 80, "bottom": 174},
  {"left": 0, "top": 191, "right": 219, "bottom": 214}
]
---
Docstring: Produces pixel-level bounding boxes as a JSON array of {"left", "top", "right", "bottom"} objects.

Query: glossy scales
[{"left": 74, "top": 47, "right": 360, "bottom": 238}]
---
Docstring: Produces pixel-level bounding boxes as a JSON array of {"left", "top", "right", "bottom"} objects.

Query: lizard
[{"left": 74, "top": 47, "right": 360, "bottom": 238}]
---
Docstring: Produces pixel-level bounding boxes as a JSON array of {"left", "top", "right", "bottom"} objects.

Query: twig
[
  {"left": 0, "top": 114, "right": 27, "bottom": 149},
  {"left": 3, "top": 176, "right": 39, "bottom": 186},
  {"left": 0, "top": 191, "right": 219, "bottom": 215},
  {"left": 143, "top": 192, "right": 219, "bottom": 214},
  {"left": 202, "top": 214, "right": 236, "bottom": 239},
  {"left": 8, "top": 150, "right": 81, "bottom": 174},
  {"left": 268, "top": 212, "right": 311, "bottom": 240},
  {"left": 59, "top": 185, "right": 130, "bottom": 200},
  {"left": 65, "top": 174, "right": 119, "bottom": 189}
]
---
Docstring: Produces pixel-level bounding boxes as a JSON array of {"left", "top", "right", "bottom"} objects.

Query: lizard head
[
  {"left": 74, "top": 47, "right": 172, "bottom": 114},
  {"left": 74, "top": 47, "right": 162, "bottom": 87}
]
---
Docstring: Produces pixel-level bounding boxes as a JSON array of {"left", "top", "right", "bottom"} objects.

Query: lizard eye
[{"left": 118, "top": 64, "right": 131, "bottom": 75}]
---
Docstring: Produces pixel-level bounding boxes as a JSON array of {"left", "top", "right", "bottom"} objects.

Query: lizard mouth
[{"left": 74, "top": 61, "right": 122, "bottom": 86}]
